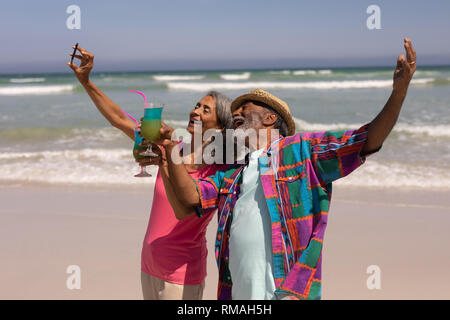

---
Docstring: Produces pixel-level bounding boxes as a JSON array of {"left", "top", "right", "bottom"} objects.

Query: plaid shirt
[{"left": 193, "top": 123, "right": 380, "bottom": 300}]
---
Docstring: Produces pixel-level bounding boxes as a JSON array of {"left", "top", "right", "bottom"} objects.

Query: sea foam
[
  {"left": 1, "top": 149, "right": 448, "bottom": 189},
  {"left": 167, "top": 78, "right": 434, "bottom": 91},
  {"left": 219, "top": 72, "right": 251, "bottom": 80},
  {"left": 293, "top": 117, "right": 450, "bottom": 138},
  {"left": 334, "top": 160, "right": 450, "bottom": 189},
  {"left": 0, "top": 85, "right": 74, "bottom": 95},
  {"left": 9, "top": 78, "right": 46, "bottom": 83},
  {"left": 0, "top": 148, "right": 156, "bottom": 185},
  {"left": 153, "top": 75, "right": 205, "bottom": 81}
]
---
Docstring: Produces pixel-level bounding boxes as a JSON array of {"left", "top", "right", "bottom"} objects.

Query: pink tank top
[{"left": 141, "top": 165, "right": 222, "bottom": 285}]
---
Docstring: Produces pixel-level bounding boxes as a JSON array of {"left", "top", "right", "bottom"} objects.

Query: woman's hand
[{"left": 67, "top": 45, "right": 94, "bottom": 86}]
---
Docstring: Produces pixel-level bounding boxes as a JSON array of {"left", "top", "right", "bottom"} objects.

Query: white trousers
[{"left": 141, "top": 272, "right": 205, "bottom": 300}]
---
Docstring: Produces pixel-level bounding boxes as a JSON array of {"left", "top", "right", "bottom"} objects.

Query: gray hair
[{"left": 206, "top": 90, "right": 233, "bottom": 129}]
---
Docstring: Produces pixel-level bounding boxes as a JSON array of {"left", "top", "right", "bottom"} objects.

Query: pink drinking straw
[
  {"left": 125, "top": 89, "right": 151, "bottom": 126},
  {"left": 121, "top": 110, "right": 139, "bottom": 126},
  {"left": 129, "top": 89, "right": 150, "bottom": 108}
]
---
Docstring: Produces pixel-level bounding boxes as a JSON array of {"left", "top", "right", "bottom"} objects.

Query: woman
[{"left": 67, "top": 45, "right": 232, "bottom": 299}]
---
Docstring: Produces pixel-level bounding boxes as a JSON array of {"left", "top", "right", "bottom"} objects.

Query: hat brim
[{"left": 231, "top": 93, "right": 296, "bottom": 136}]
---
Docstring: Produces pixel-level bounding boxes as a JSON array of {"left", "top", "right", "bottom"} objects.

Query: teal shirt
[{"left": 228, "top": 148, "right": 276, "bottom": 300}]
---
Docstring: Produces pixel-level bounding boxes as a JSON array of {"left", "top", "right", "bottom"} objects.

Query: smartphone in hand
[{"left": 70, "top": 43, "right": 79, "bottom": 64}]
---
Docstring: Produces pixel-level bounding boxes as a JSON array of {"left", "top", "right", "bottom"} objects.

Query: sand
[{"left": 0, "top": 183, "right": 449, "bottom": 299}]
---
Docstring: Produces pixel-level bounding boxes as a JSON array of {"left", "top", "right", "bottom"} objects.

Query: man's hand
[
  {"left": 138, "top": 120, "right": 177, "bottom": 149},
  {"left": 67, "top": 45, "right": 94, "bottom": 86},
  {"left": 136, "top": 144, "right": 167, "bottom": 168},
  {"left": 393, "top": 38, "right": 416, "bottom": 95},
  {"left": 154, "top": 122, "right": 178, "bottom": 149}
]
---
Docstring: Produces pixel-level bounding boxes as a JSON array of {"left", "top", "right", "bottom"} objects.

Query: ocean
[{"left": 1, "top": 66, "right": 449, "bottom": 189}]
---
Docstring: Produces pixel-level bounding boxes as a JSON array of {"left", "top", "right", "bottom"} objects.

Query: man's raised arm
[{"left": 361, "top": 38, "right": 417, "bottom": 155}]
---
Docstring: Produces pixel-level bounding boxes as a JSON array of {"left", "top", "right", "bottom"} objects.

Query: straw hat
[{"left": 230, "top": 88, "right": 296, "bottom": 136}]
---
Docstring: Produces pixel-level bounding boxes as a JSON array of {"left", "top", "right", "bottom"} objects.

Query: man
[{"left": 157, "top": 38, "right": 417, "bottom": 299}]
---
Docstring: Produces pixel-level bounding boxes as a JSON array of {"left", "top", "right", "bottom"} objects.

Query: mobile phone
[{"left": 70, "top": 43, "right": 79, "bottom": 64}]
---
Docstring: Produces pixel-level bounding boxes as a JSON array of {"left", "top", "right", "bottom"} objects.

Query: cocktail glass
[
  {"left": 140, "top": 106, "right": 163, "bottom": 157},
  {"left": 133, "top": 128, "right": 152, "bottom": 177}
]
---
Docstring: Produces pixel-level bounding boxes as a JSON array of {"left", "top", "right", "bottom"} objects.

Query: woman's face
[{"left": 187, "top": 95, "right": 221, "bottom": 135}]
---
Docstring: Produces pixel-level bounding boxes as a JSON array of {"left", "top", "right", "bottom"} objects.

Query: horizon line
[{"left": 1, "top": 63, "right": 450, "bottom": 76}]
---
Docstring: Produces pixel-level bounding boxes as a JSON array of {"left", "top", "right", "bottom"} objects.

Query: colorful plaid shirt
[{"left": 193, "top": 123, "right": 381, "bottom": 300}]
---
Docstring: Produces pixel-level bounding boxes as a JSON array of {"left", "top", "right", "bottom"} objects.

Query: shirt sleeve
[
  {"left": 309, "top": 123, "right": 381, "bottom": 185},
  {"left": 192, "top": 169, "right": 225, "bottom": 218}
]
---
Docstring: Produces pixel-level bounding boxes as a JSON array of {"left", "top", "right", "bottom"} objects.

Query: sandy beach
[{"left": 0, "top": 183, "right": 449, "bottom": 300}]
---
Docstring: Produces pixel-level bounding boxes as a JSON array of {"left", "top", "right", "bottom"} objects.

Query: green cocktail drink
[
  {"left": 140, "top": 107, "right": 163, "bottom": 157},
  {"left": 126, "top": 90, "right": 163, "bottom": 177},
  {"left": 133, "top": 129, "right": 151, "bottom": 177},
  {"left": 141, "top": 118, "right": 162, "bottom": 142},
  {"left": 133, "top": 146, "right": 147, "bottom": 161},
  {"left": 133, "top": 132, "right": 147, "bottom": 161}
]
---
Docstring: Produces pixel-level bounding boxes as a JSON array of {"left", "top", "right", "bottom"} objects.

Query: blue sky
[{"left": 1, "top": 0, "right": 449, "bottom": 73}]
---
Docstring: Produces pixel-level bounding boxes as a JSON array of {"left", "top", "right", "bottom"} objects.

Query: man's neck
[{"left": 251, "top": 127, "right": 280, "bottom": 151}]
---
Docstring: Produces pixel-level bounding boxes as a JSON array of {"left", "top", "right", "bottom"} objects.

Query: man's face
[
  {"left": 232, "top": 101, "right": 266, "bottom": 131},
  {"left": 231, "top": 101, "right": 277, "bottom": 151}
]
